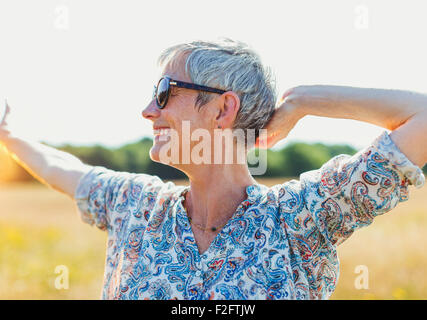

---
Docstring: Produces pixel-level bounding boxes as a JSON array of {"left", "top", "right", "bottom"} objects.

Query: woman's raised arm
[
  {"left": 263, "top": 85, "right": 427, "bottom": 168},
  {"left": 0, "top": 102, "right": 92, "bottom": 198}
]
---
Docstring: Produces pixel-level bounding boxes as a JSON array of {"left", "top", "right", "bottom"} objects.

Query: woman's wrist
[
  {"left": 282, "top": 85, "right": 313, "bottom": 119},
  {"left": 292, "top": 85, "right": 340, "bottom": 116}
]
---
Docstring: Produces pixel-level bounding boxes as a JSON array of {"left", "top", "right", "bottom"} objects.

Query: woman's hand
[
  {"left": 255, "top": 89, "right": 305, "bottom": 149},
  {"left": 0, "top": 99, "right": 93, "bottom": 198},
  {"left": 0, "top": 100, "right": 11, "bottom": 141}
]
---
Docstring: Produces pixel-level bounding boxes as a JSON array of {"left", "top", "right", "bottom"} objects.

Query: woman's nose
[{"left": 142, "top": 99, "right": 160, "bottom": 120}]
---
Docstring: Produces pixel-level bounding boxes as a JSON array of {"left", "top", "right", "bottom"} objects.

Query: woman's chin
[
  {"left": 149, "top": 145, "right": 161, "bottom": 163},
  {"left": 149, "top": 143, "right": 175, "bottom": 165}
]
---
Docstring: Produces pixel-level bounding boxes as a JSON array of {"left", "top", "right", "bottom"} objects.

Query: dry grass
[{"left": 0, "top": 178, "right": 426, "bottom": 299}]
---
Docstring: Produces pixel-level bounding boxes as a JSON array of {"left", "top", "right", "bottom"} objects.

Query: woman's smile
[{"left": 153, "top": 127, "right": 171, "bottom": 140}]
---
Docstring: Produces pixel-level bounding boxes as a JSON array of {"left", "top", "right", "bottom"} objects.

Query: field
[{"left": 0, "top": 178, "right": 426, "bottom": 300}]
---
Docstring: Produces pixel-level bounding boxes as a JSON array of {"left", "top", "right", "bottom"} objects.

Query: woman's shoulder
[
  {"left": 246, "top": 180, "right": 305, "bottom": 212},
  {"left": 260, "top": 179, "right": 305, "bottom": 200}
]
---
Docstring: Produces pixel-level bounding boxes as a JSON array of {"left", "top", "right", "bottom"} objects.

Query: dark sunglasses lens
[{"left": 156, "top": 78, "right": 169, "bottom": 108}]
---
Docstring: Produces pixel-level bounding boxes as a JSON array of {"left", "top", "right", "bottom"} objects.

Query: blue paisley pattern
[{"left": 74, "top": 132, "right": 424, "bottom": 300}]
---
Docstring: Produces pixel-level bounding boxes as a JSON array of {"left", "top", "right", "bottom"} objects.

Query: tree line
[{"left": 1, "top": 137, "right": 425, "bottom": 183}]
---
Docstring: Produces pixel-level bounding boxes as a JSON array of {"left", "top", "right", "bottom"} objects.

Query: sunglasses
[{"left": 153, "top": 76, "right": 227, "bottom": 109}]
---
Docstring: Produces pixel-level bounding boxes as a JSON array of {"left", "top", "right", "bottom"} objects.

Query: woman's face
[{"left": 142, "top": 58, "right": 220, "bottom": 168}]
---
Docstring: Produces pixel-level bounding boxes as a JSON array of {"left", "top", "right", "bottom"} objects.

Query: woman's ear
[{"left": 215, "top": 91, "right": 240, "bottom": 128}]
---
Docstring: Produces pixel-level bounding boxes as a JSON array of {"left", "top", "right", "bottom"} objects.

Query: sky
[{"left": 0, "top": 0, "right": 426, "bottom": 150}]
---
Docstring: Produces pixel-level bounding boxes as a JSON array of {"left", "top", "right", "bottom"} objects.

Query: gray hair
[{"left": 157, "top": 38, "right": 277, "bottom": 146}]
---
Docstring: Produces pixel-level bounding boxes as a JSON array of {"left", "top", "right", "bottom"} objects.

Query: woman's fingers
[
  {"left": 0, "top": 101, "right": 7, "bottom": 125},
  {"left": 6, "top": 100, "right": 10, "bottom": 115},
  {"left": 254, "top": 131, "right": 279, "bottom": 149},
  {"left": 254, "top": 88, "right": 303, "bottom": 150},
  {"left": 0, "top": 100, "right": 11, "bottom": 140}
]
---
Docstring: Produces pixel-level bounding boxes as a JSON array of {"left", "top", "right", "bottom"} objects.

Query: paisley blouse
[{"left": 74, "top": 132, "right": 425, "bottom": 300}]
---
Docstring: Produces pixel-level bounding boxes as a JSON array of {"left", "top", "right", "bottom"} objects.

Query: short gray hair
[{"left": 157, "top": 38, "right": 277, "bottom": 146}]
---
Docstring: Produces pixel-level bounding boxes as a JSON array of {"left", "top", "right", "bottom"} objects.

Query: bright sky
[{"left": 0, "top": 0, "right": 426, "bottom": 150}]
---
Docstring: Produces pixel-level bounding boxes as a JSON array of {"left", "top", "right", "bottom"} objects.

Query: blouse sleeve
[
  {"left": 300, "top": 131, "right": 425, "bottom": 247},
  {"left": 74, "top": 166, "right": 164, "bottom": 232}
]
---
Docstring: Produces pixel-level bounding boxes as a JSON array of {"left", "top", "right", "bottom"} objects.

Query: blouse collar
[{"left": 175, "top": 183, "right": 266, "bottom": 205}]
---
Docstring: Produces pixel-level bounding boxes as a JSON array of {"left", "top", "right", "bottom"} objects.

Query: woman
[{"left": 0, "top": 38, "right": 425, "bottom": 300}]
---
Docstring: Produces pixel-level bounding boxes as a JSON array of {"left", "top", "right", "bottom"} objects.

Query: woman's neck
[{"left": 183, "top": 164, "right": 257, "bottom": 230}]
